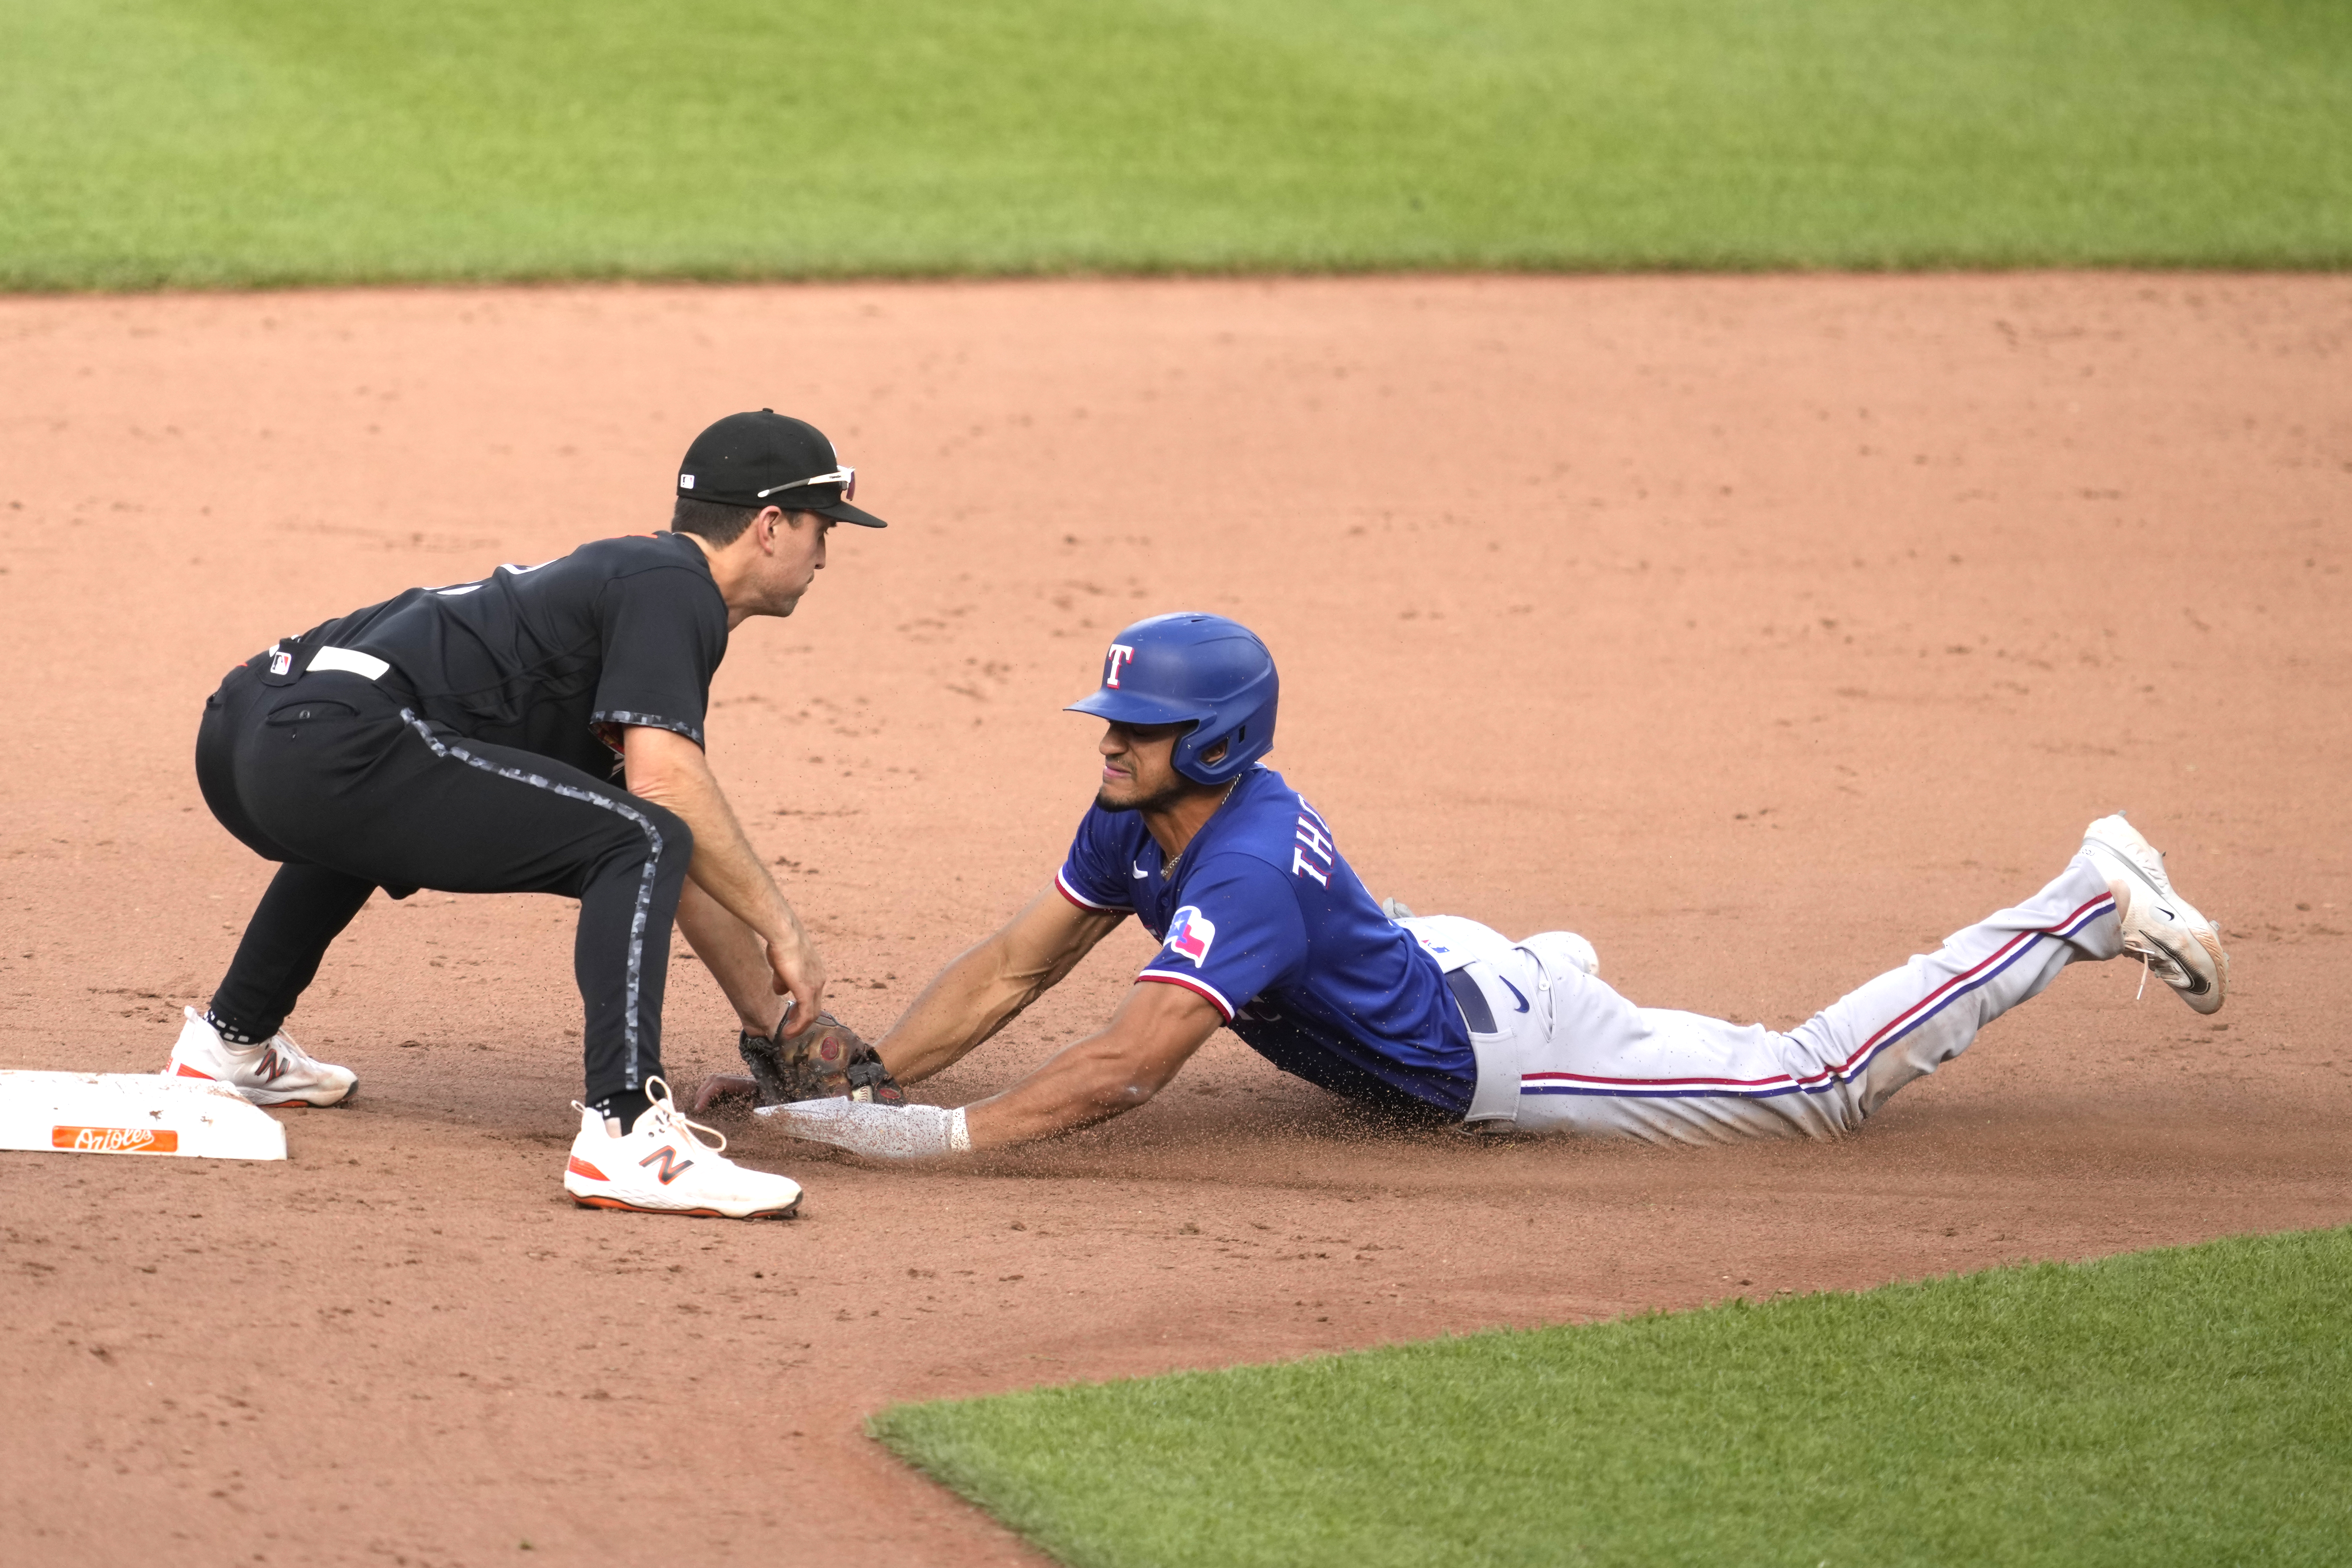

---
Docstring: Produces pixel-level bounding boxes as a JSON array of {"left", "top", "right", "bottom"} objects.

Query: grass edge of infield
[{"left": 866, "top": 1226, "right": 2352, "bottom": 1568}]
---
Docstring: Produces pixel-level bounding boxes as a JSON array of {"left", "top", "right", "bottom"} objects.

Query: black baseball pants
[{"left": 195, "top": 657, "right": 693, "bottom": 1102}]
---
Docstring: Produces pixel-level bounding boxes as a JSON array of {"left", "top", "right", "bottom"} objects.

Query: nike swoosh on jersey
[
  {"left": 1499, "top": 977, "right": 1531, "bottom": 1013},
  {"left": 1132, "top": 862, "right": 1150, "bottom": 879}
]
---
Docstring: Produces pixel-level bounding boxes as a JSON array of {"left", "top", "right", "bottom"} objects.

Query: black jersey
[{"left": 285, "top": 533, "right": 728, "bottom": 779}]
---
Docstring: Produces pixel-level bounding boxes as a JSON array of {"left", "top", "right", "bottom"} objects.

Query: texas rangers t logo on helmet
[
  {"left": 1104, "top": 643, "right": 1137, "bottom": 688},
  {"left": 1164, "top": 905, "right": 1217, "bottom": 967}
]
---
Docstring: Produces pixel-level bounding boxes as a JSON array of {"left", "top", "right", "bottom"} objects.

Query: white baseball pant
[{"left": 1402, "top": 854, "right": 2123, "bottom": 1143}]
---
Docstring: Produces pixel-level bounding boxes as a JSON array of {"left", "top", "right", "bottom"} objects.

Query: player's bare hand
[
  {"left": 766, "top": 926, "right": 827, "bottom": 1036},
  {"left": 690, "top": 1072, "right": 760, "bottom": 1115}
]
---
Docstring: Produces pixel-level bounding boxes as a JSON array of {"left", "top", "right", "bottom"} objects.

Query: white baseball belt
[{"left": 1445, "top": 961, "right": 1546, "bottom": 1128}]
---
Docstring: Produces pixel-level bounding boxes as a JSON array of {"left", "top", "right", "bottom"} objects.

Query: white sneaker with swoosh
[
  {"left": 2080, "top": 813, "right": 2228, "bottom": 1015},
  {"left": 564, "top": 1077, "right": 802, "bottom": 1219},
  {"left": 165, "top": 1006, "right": 357, "bottom": 1107}
]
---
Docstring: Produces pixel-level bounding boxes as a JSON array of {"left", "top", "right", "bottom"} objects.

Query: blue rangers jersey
[{"left": 1055, "top": 765, "right": 1474, "bottom": 1116}]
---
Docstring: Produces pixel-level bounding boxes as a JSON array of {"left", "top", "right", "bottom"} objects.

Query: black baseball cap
[{"left": 676, "top": 410, "right": 887, "bottom": 528}]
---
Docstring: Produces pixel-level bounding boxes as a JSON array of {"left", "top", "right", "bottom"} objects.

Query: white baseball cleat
[
  {"left": 2080, "top": 813, "right": 2228, "bottom": 1015},
  {"left": 564, "top": 1077, "right": 802, "bottom": 1219},
  {"left": 165, "top": 1006, "right": 357, "bottom": 1107}
]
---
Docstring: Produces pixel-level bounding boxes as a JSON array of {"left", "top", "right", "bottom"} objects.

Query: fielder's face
[
  {"left": 757, "top": 509, "right": 831, "bottom": 617},
  {"left": 1094, "top": 721, "right": 1190, "bottom": 813}
]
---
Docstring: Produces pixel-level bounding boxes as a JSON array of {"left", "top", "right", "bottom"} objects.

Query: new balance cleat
[
  {"left": 563, "top": 1077, "right": 801, "bottom": 1219},
  {"left": 2080, "top": 813, "right": 2228, "bottom": 1015},
  {"left": 165, "top": 1006, "right": 357, "bottom": 1107}
]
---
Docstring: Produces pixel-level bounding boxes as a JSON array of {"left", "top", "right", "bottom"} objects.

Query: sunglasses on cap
[{"left": 756, "top": 466, "right": 856, "bottom": 503}]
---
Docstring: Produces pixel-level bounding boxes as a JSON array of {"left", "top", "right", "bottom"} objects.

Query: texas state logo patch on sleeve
[{"left": 1163, "top": 905, "right": 1217, "bottom": 967}]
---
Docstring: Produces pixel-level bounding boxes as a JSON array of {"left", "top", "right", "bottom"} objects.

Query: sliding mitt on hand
[{"left": 757, "top": 1096, "right": 969, "bottom": 1160}]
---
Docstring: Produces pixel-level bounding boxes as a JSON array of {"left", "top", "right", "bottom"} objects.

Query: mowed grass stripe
[
  {"left": 874, "top": 1228, "right": 2352, "bottom": 1568},
  {"left": 1, "top": 0, "right": 2349, "bottom": 290}
]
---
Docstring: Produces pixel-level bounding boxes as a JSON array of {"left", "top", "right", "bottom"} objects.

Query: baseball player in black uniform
[{"left": 169, "top": 411, "right": 882, "bottom": 1218}]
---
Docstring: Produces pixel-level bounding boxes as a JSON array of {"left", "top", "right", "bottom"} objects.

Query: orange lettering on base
[{"left": 51, "top": 1125, "right": 179, "bottom": 1155}]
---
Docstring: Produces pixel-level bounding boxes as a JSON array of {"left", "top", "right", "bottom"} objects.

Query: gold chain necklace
[{"left": 1161, "top": 776, "right": 1242, "bottom": 879}]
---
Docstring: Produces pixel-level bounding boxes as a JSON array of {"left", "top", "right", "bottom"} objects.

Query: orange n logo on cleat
[{"left": 639, "top": 1145, "right": 695, "bottom": 1185}]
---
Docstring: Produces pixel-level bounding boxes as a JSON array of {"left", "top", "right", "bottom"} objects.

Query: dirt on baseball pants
[
  {"left": 194, "top": 656, "right": 693, "bottom": 1103},
  {"left": 1413, "top": 855, "right": 2124, "bottom": 1142}
]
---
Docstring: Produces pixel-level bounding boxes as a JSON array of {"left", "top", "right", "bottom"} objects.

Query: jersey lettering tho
[{"left": 1056, "top": 766, "right": 1474, "bottom": 1116}]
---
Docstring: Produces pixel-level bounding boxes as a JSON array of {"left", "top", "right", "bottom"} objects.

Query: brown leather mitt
[{"left": 736, "top": 1011, "right": 906, "bottom": 1108}]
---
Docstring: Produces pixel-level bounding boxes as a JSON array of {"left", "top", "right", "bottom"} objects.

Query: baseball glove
[{"left": 737, "top": 1011, "right": 906, "bottom": 1108}]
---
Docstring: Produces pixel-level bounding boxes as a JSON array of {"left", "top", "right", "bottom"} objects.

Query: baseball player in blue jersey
[{"left": 758, "top": 613, "right": 2229, "bottom": 1160}]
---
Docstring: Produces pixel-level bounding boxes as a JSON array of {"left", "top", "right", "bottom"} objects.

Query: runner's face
[{"left": 1096, "top": 721, "right": 1190, "bottom": 812}]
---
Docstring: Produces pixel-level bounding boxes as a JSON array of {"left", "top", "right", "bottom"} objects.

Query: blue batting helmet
[{"left": 1066, "top": 614, "right": 1278, "bottom": 786}]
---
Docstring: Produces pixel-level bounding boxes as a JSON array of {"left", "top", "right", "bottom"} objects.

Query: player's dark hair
[{"left": 670, "top": 494, "right": 758, "bottom": 545}]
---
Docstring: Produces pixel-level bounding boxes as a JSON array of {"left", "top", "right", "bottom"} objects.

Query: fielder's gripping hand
[
  {"left": 737, "top": 1010, "right": 906, "bottom": 1107},
  {"left": 756, "top": 1097, "right": 970, "bottom": 1161}
]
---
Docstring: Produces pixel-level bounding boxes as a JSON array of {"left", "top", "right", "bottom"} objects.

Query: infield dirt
[{"left": 3, "top": 275, "right": 2348, "bottom": 1566}]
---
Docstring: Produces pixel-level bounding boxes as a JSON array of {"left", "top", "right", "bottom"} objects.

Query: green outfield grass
[
  {"left": 874, "top": 1228, "right": 2352, "bottom": 1568},
  {"left": 1, "top": 0, "right": 2348, "bottom": 289}
]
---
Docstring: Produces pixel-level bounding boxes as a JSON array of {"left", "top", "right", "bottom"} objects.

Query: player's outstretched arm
[
  {"left": 623, "top": 724, "right": 826, "bottom": 1032},
  {"left": 876, "top": 885, "right": 1127, "bottom": 1084},
  {"left": 760, "top": 979, "right": 1221, "bottom": 1159},
  {"left": 960, "top": 979, "right": 1222, "bottom": 1149}
]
